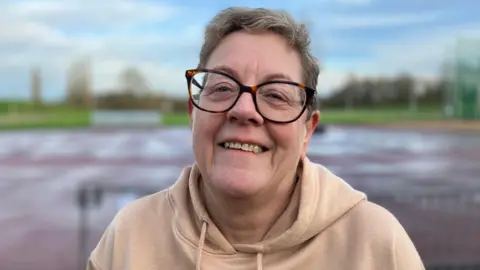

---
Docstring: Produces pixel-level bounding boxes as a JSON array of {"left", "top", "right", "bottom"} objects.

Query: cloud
[
  {"left": 317, "top": 68, "right": 351, "bottom": 96},
  {"left": 337, "top": 0, "right": 373, "bottom": 5},
  {"left": 90, "top": 60, "right": 189, "bottom": 98},
  {"left": 315, "top": 23, "right": 480, "bottom": 94},
  {"left": 323, "top": 11, "right": 445, "bottom": 29},
  {"left": 362, "top": 23, "right": 480, "bottom": 77},
  {"left": 0, "top": 0, "right": 182, "bottom": 60},
  {"left": 3, "top": 0, "right": 178, "bottom": 29},
  {"left": 0, "top": 0, "right": 479, "bottom": 100},
  {"left": 0, "top": 0, "right": 195, "bottom": 100}
]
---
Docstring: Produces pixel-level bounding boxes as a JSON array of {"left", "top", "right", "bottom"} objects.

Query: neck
[{"left": 201, "top": 172, "right": 300, "bottom": 244}]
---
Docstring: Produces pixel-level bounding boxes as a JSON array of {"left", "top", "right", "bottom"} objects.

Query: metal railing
[{"left": 76, "top": 182, "right": 166, "bottom": 270}]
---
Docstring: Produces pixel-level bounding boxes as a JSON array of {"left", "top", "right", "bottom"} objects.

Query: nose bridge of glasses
[
  {"left": 239, "top": 84, "right": 258, "bottom": 95},
  {"left": 234, "top": 86, "right": 259, "bottom": 112}
]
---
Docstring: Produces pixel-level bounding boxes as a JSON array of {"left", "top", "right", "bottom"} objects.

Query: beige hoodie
[{"left": 87, "top": 158, "right": 425, "bottom": 270}]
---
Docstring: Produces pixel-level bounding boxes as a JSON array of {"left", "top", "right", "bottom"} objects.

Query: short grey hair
[{"left": 197, "top": 7, "right": 320, "bottom": 117}]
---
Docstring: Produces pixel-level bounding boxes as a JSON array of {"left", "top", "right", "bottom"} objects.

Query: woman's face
[{"left": 190, "top": 30, "right": 319, "bottom": 198}]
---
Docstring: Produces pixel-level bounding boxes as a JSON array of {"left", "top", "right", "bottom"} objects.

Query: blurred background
[{"left": 0, "top": 0, "right": 479, "bottom": 270}]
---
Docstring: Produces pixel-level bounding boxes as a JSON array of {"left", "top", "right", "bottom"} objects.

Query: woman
[{"left": 87, "top": 7, "right": 425, "bottom": 270}]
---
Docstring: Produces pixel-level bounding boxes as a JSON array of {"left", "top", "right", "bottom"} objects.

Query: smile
[{"left": 220, "top": 142, "right": 267, "bottom": 153}]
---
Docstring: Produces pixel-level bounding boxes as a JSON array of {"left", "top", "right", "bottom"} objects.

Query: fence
[
  {"left": 444, "top": 38, "right": 480, "bottom": 120},
  {"left": 76, "top": 182, "right": 171, "bottom": 270}
]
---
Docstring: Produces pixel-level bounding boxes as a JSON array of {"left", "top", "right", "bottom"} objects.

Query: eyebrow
[
  {"left": 211, "top": 65, "right": 293, "bottom": 84},
  {"left": 211, "top": 65, "right": 240, "bottom": 78}
]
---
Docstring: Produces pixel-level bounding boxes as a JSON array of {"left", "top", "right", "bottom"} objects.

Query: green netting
[{"left": 446, "top": 38, "right": 480, "bottom": 120}]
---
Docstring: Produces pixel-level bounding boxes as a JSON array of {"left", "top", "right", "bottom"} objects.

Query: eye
[
  {"left": 266, "top": 92, "right": 287, "bottom": 101},
  {"left": 216, "top": 86, "right": 232, "bottom": 92},
  {"left": 203, "top": 82, "right": 235, "bottom": 95},
  {"left": 261, "top": 87, "right": 290, "bottom": 102}
]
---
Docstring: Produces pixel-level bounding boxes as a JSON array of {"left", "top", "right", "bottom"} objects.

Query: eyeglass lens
[{"left": 190, "top": 71, "right": 307, "bottom": 122}]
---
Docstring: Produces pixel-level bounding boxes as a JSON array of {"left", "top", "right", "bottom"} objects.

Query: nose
[{"left": 226, "top": 93, "right": 264, "bottom": 126}]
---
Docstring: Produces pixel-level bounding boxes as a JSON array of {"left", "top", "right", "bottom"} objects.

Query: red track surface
[{"left": 1, "top": 126, "right": 479, "bottom": 270}]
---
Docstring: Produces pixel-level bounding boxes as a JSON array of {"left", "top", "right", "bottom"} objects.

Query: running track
[{"left": 1, "top": 126, "right": 479, "bottom": 270}]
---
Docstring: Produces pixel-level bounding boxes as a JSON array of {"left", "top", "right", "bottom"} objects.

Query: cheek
[
  {"left": 268, "top": 125, "right": 304, "bottom": 152},
  {"left": 192, "top": 112, "right": 223, "bottom": 152}
]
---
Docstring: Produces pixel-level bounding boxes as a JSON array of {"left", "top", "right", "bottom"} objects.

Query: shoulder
[
  {"left": 99, "top": 165, "right": 194, "bottom": 238},
  {"left": 346, "top": 199, "right": 424, "bottom": 269},
  {"left": 350, "top": 199, "right": 398, "bottom": 227},
  {"left": 110, "top": 188, "right": 172, "bottom": 232},
  {"left": 346, "top": 198, "right": 407, "bottom": 243},
  {"left": 88, "top": 189, "right": 173, "bottom": 268}
]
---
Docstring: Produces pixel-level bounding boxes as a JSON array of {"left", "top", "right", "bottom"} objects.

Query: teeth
[{"left": 223, "top": 142, "right": 264, "bottom": 153}]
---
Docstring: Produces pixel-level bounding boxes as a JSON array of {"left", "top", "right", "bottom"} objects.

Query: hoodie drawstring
[
  {"left": 256, "top": 252, "right": 263, "bottom": 270},
  {"left": 195, "top": 220, "right": 264, "bottom": 270},
  {"left": 196, "top": 220, "right": 208, "bottom": 270}
]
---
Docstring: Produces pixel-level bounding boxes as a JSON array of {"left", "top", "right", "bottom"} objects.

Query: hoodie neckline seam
[{"left": 168, "top": 185, "right": 240, "bottom": 257}]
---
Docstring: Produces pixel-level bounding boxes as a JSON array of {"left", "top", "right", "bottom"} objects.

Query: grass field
[
  {"left": 0, "top": 100, "right": 461, "bottom": 130},
  {"left": 161, "top": 107, "right": 445, "bottom": 126},
  {"left": 0, "top": 101, "right": 90, "bottom": 130}
]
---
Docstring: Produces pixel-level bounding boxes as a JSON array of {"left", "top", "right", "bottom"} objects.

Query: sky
[{"left": 0, "top": 0, "right": 479, "bottom": 101}]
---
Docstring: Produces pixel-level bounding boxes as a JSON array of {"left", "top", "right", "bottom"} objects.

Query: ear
[{"left": 301, "top": 110, "right": 320, "bottom": 160}]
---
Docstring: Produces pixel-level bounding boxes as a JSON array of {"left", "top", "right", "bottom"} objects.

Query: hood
[{"left": 168, "top": 157, "right": 366, "bottom": 269}]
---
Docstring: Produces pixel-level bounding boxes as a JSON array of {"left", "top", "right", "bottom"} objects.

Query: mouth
[{"left": 218, "top": 141, "right": 269, "bottom": 154}]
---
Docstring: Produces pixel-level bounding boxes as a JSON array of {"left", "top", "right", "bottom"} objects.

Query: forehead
[{"left": 205, "top": 31, "right": 303, "bottom": 84}]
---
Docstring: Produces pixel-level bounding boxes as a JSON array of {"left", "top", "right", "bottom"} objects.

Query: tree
[
  {"left": 117, "top": 67, "right": 151, "bottom": 96},
  {"left": 344, "top": 74, "right": 358, "bottom": 110},
  {"left": 392, "top": 73, "right": 415, "bottom": 105},
  {"left": 66, "top": 58, "right": 92, "bottom": 107},
  {"left": 94, "top": 67, "right": 158, "bottom": 110}
]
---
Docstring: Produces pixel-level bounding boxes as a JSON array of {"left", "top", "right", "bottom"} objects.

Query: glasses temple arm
[{"left": 192, "top": 78, "right": 203, "bottom": 90}]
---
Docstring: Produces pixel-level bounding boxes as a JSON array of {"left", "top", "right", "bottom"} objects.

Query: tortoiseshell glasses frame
[{"left": 185, "top": 68, "right": 316, "bottom": 124}]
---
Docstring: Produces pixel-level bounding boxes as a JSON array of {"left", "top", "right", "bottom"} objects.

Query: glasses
[{"left": 185, "top": 69, "right": 315, "bottom": 124}]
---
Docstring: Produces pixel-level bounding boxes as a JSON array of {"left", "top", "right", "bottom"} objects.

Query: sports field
[
  {"left": 0, "top": 100, "right": 452, "bottom": 129},
  {"left": 0, "top": 125, "right": 479, "bottom": 270}
]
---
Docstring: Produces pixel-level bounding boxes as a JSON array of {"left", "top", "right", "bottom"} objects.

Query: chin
[{"left": 210, "top": 169, "right": 265, "bottom": 198}]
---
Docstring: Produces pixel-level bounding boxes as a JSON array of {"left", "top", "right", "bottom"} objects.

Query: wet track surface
[{"left": 1, "top": 126, "right": 479, "bottom": 269}]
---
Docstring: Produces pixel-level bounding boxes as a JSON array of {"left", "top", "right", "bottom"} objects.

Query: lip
[{"left": 218, "top": 138, "right": 270, "bottom": 151}]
